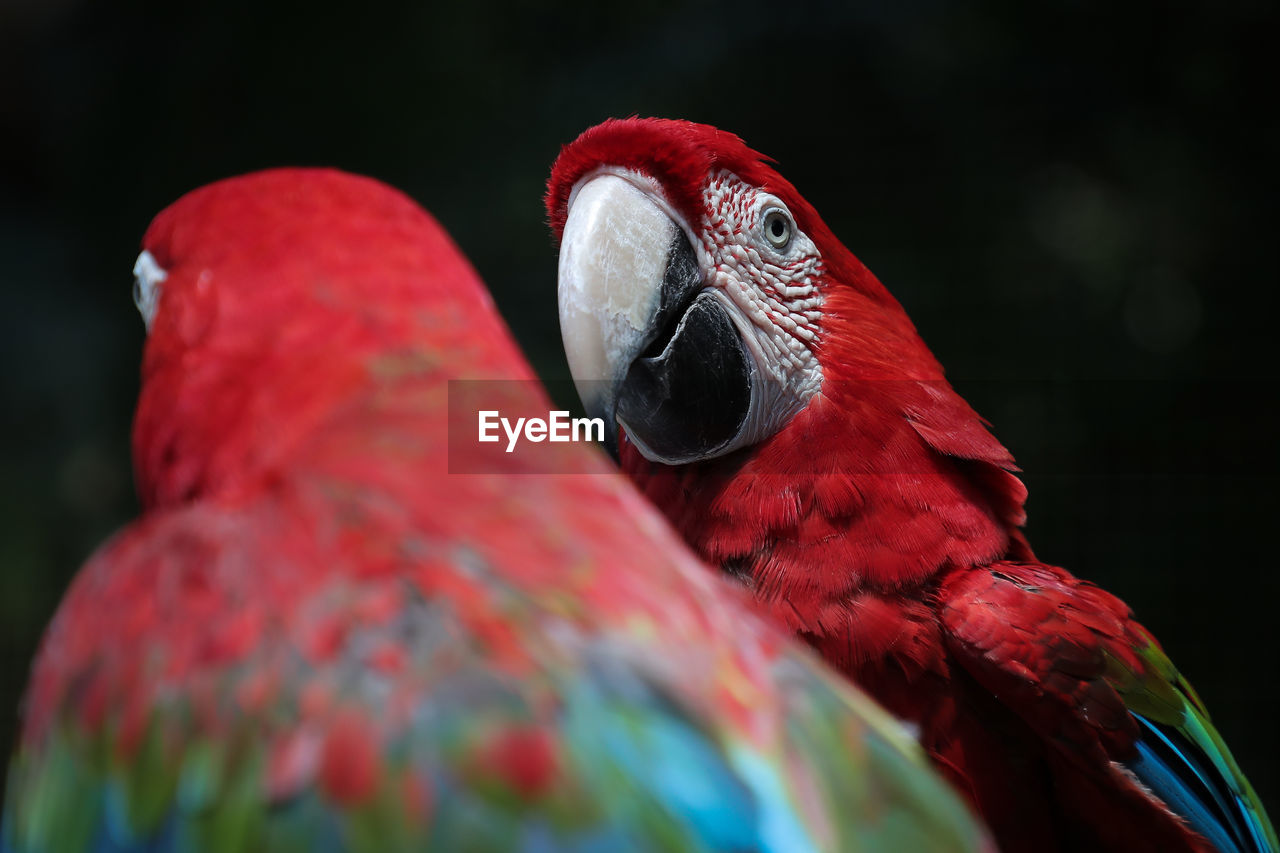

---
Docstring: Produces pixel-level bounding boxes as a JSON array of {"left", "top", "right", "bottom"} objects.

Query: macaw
[
  {"left": 548, "top": 117, "right": 1276, "bottom": 853},
  {"left": 3, "top": 168, "right": 991, "bottom": 852}
]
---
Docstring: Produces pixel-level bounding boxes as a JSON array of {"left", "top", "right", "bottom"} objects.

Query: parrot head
[
  {"left": 548, "top": 117, "right": 947, "bottom": 463},
  {"left": 131, "top": 168, "right": 526, "bottom": 509},
  {"left": 549, "top": 118, "right": 1029, "bottom": 592}
]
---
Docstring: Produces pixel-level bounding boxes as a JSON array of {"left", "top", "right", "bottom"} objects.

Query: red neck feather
[{"left": 550, "top": 119, "right": 1031, "bottom": 599}]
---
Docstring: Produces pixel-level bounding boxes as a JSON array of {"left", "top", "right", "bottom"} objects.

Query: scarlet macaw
[
  {"left": 4, "top": 168, "right": 990, "bottom": 852},
  {"left": 549, "top": 117, "right": 1275, "bottom": 853}
]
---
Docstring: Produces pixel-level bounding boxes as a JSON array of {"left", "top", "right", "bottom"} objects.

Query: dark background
[{"left": 3, "top": 0, "right": 1277, "bottom": 813}]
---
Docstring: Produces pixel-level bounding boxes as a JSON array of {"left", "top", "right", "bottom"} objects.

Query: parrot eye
[{"left": 762, "top": 209, "right": 792, "bottom": 250}]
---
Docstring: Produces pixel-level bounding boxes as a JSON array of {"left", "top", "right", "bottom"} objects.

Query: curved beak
[
  {"left": 557, "top": 175, "right": 699, "bottom": 455},
  {"left": 557, "top": 174, "right": 755, "bottom": 464}
]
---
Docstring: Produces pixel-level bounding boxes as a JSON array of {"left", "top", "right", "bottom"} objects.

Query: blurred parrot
[
  {"left": 548, "top": 117, "right": 1276, "bottom": 853},
  {"left": 3, "top": 168, "right": 992, "bottom": 852}
]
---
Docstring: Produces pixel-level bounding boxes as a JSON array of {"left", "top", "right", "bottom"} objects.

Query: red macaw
[
  {"left": 4, "top": 168, "right": 992, "bottom": 851},
  {"left": 548, "top": 117, "right": 1276, "bottom": 853}
]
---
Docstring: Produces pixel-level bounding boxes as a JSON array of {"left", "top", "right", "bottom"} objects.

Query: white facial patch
[
  {"left": 132, "top": 250, "right": 167, "bottom": 332},
  {"left": 696, "top": 170, "right": 825, "bottom": 434}
]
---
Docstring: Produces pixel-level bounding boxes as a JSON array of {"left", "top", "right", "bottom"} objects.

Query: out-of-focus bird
[
  {"left": 4, "top": 168, "right": 990, "bottom": 852},
  {"left": 549, "top": 117, "right": 1275, "bottom": 853}
]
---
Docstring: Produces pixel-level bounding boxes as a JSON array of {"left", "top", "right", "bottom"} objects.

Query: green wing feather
[{"left": 1107, "top": 631, "right": 1277, "bottom": 852}]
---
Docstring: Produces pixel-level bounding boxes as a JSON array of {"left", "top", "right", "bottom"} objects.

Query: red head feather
[{"left": 134, "top": 168, "right": 530, "bottom": 508}]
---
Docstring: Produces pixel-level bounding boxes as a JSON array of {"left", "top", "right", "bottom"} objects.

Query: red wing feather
[{"left": 939, "top": 562, "right": 1142, "bottom": 767}]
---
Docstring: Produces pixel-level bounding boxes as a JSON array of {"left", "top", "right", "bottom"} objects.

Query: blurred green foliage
[{"left": 2, "top": 0, "right": 1276, "bottom": 809}]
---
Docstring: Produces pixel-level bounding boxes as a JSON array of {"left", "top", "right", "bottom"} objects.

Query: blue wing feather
[{"left": 1129, "top": 713, "right": 1271, "bottom": 853}]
